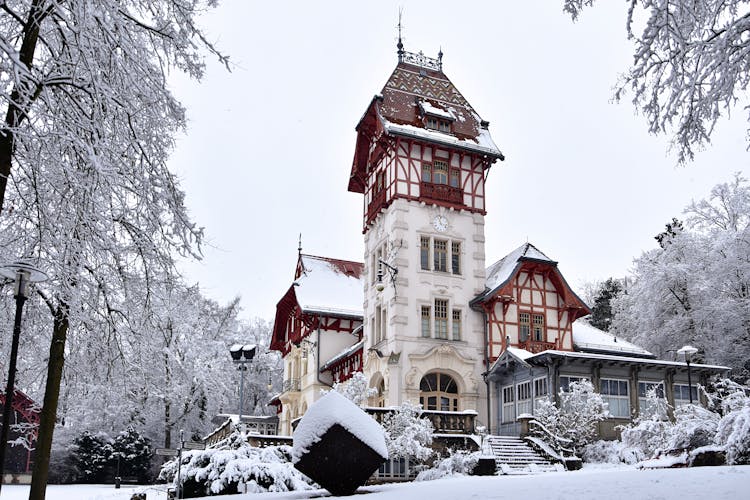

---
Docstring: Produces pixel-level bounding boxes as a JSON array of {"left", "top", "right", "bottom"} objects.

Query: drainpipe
[{"left": 482, "top": 309, "right": 491, "bottom": 435}]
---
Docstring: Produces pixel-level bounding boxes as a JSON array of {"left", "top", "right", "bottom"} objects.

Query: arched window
[{"left": 419, "top": 372, "right": 459, "bottom": 411}]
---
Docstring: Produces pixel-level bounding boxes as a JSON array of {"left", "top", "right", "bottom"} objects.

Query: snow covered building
[{"left": 269, "top": 44, "right": 728, "bottom": 439}]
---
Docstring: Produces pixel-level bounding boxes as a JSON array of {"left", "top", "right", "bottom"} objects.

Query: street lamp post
[
  {"left": 0, "top": 260, "right": 47, "bottom": 492},
  {"left": 229, "top": 344, "right": 256, "bottom": 430},
  {"left": 677, "top": 345, "right": 699, "bottom": 404}
]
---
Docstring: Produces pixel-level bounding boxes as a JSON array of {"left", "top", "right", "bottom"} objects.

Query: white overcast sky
[{"left": 169, "top": 1, "right": 747, "bottom": 321}]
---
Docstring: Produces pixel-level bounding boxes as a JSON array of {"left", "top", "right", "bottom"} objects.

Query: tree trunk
[
  {"left": 0, "top": 0, "right": 46, "bottom": 216},
  {"left": 28, "top": 304, "right": 68, "bottom": 500}
]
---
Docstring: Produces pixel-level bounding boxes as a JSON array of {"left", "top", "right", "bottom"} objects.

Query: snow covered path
[{"left": 2, "top": 465, "right": 747, "bottom": 500}]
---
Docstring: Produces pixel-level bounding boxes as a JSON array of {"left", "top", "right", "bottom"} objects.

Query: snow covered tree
[
  {"left": 564, "top": 1, "right": 750, "bottom": 162},
  {"left": 381, "top": 401, "right": 434, "bottom": 462},
  {"left": 0, "top": 2, "right": 231, "bottom": 493},
  {"left": 535, "top": 380, "right": 607, "bottom": 451},
  {"left": 111, "top": 427, "right": 153, "bottom": 483},
  {"left": 588, "top": 277, "right": 623, "bottom": 331},
  {"left": 331, "top": 372, "right": 377, "bottom": 408},
  {"left": 69, "top": 431, "right": 112, "bottom": 484},
  {"left": 612, "top": 174, "right": 750, "bottom": 377}
]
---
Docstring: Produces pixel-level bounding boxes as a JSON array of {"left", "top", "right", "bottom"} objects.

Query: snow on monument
[{"left": 292, "top": 390, "right": 387, "bottom": 495}]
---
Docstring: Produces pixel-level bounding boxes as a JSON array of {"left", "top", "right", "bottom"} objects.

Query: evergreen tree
[
  {"left": 111, "top": 427, "right": 153, "bottom": 483},
  {"left": 70, "top": 431, "right": 111, "bottom": 483},
  {"left": 589, "top": 278, "right": 623, "bottom": 332}
]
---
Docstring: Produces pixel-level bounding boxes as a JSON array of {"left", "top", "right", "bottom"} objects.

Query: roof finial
[
  {"left": 397, "top": 8, "right": 405, "bottom": 62},
  {"left": 438, "top": 46, "right": 443, "bottom": 70},
  {"left": 298, "top": 233, "right": 302, "bottom": 255}
]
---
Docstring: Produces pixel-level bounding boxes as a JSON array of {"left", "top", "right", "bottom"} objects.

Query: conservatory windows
[
  {"left": 559, "top": 376, "right": 588, "bottom": 392},
  {"left": 673, "top": 384, "right": 698, "bottom": 408},
  {"left": 600, "top": 379, "right": 630, "bottom": 418},
  {"left": 638, "top": 381, "right": 666, "bottom": 418},
  {"left": 533, "top": 377, "right": 549, "bottom": 407},
  {"left": 502, "top": 385, "right": 515, "bottom": 423},
  {"left": 516, "top": 381, "right": 532, "bottom": 416}
]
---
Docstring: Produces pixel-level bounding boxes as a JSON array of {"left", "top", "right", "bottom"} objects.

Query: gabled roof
[
  {"left": 349, "top": 53, "right": 504, "bottom": 193},
  {"left": 472, "top": 242, "right": 589, "bottom": 316},
  {"left": 294, "top": 254, "right": 364, "bottom": 317},
  {"left": 270, "top": 254, "right": 364, "bottom": 353}
]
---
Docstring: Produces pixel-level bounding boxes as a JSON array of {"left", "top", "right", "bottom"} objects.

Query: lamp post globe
[
  {"left": 230, "top": 344, "right": 256, "bottom": 431},
  {"left": 0, "top": 260, "right": 47, "bottom": 494}
]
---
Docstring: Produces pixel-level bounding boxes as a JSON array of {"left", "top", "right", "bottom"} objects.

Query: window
[
  {"left": 435, "top": 299, "right": 448, "bottom": 339},
  {"left": 450, "top": 168, "right": 460, "bottom": 188},
  {"left": 421, "top": 306, "right": 431, "bottom": 338},
  {"left": 519, "top": 312, "right": 530, "bottom": 342},
  {"left": 601, "top": 379, "right": 630, "bottom": 418},
  {"left": 433, "top": 239, "right": 448, "bottom": 272},
  {"left": 451, "top": 242, "right": 461, "bottom": 275},
  {"left": 425, "top": 117, "right": 451, "bottom": 133},
  {"left": 532, "top": 314, "right": 545, "bottom": 341},
  {"left": 422, "top": 160, "right": 449, "bottom": 184},
  {"left": 560, "top": 376, "right": 587, "bottom": 392},
  {"left": 502, "top": 385, "right": 515, "bottom": 423},
  {"left": 517, "top": 381, "right": 532, "bottom": 416},
  {"left": 673, "top": 384, "right": 698, "bottom": 407},
  {"left": 420, "top": 236, "right": 461, "bottom": 275},
  {"left": 533, "top": 377, "right": 548, "bottom": 407},
  {"left": 420, "top": 236, "right": 430, "bottom": 270},
  {"left": 420, "top": 373, "right": 458, "bottom": 411},
  {"left": 638, "top": 381, "right": 666, "bottom": 418},
  {"left": 452, "top": 309, "right": 462, "bottom": 340},
  {"left": 375, "top": 305, "right": 382, "bottom": 344}
]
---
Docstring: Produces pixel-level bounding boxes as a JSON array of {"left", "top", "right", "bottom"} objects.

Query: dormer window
[
  {"left": 425, "top": 116, "right": 451, "bottom": 133},
  {"left": 419, "top": 100, "right": 454, "bottom": 133}
]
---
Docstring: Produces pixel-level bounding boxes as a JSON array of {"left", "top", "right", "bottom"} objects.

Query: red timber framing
[
  {"left": 476, "top": 260, "right": 590, "bottom": 362},
  {"left": 0, "top": 389, "right": 40, "bottom": 474},
  {"left": 271, "top": 254, "right": 364, "bottom": 356},
  {"left": 362, "top": 135, "right": 491, "bottom": 229},
  {"left": 327, "top": 347, "right": 364, "bottom": 384}
]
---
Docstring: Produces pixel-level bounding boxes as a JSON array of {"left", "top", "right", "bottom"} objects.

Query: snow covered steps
[{"left": 486, "top": 435, "right": 563, "bottom": 475}]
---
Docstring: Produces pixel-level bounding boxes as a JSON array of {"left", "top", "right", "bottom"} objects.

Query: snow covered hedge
[
  {"left": 415, "top": 450, "right": 482, "bottom": 481},
  {"left": 583, "top": 379, "right": 750, "bottom": 466},
  {"left": 159, "top": 442, "right": 315, "bottom": 497}
]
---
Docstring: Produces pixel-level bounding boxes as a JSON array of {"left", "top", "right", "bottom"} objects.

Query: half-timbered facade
[
  {"left": 268, "top": 43, "right": 728, "bottom": 442},
  {"left": 270, "top": 253, "right": 364, "bottom": 435},
  {"left": 0, "top": 389, "right": 39, "bottom": 483}
]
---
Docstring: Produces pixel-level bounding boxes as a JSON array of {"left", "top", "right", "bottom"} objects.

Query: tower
[{"left": 348, "top": 44, "right": 504, "bottom": 419}]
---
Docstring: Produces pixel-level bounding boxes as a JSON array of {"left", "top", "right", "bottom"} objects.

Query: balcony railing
[
  {"left": 365, "top": 407, "right": 476, "bottom": 434},
  {"left": 366, "top": 189, "right": 387, "bottom": 224},
  {"left": 420, "top": 182, "right": 463, "bottom": 205},
  {"left": 519, "top": 340, "right": 556, "bottom": 354},
  {"left": 282, "top": 378, "right": 300, "bottom": 392}
]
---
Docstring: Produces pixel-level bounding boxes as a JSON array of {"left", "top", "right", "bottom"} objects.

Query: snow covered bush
[
  {"left": 381, "top": 401, "right": 434, "bottom": 463},
  {"left": 415, "top": 450, "right": 481, "bottom": 482},
  {"left": 581, "top": 440, "right": 641, "bottom": 465},
  {"left": 534, "top": 380, "right": 607, "bottom": 452},
  {"left": 160, "top": 444, "right": 314, "bottom": 497},
  {"left": 710, "top": 380, "right": 750, "bottom": 464},
  {"left": 70, "top": 431, "right": 113, "bottom": 483},
  {"left": 111, "top": 427, "right": 153, "bottom": 483},
  {"left": 666, "top": 405, "right": 719, "bottom": 451}
]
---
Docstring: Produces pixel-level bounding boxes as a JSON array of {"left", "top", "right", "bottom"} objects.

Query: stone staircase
[{"left": 486, "top": 435, "right": 563, "bottom": 475}]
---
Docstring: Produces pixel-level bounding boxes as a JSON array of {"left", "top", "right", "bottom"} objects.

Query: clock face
[{"left": 433, "top": 215, "right": 448, "bottom": 232}]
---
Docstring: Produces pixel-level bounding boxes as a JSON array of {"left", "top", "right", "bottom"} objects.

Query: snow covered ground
[{"left": 3, "top": 465, "right": 748, "bottom": 500}]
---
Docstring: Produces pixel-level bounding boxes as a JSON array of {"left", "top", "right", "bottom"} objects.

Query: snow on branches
[
  {"left": 534, "top": 380, "right": 607, "bottom": 451},
  {"left": 564, "top": 1, "right": 750, "bottom": 162}
]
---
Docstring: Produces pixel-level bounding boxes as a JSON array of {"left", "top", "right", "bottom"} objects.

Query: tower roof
[{"left": 349, "top": 49, "right": 503, "bottom": 193}]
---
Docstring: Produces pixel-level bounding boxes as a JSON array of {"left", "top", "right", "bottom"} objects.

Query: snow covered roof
[
  {"left": 528, "top": 350, "right": 730, "bottom": 372},
  {"left": 292, "top": 390, "right": 388, "bottom": 463},
  {"left": 294, "top": 254, "right": 364, "bottom": 317},
  {"left": 484, "top": 242, "right": 555, "bottom": 292},
  {"left": 572, "top": 322, "right": 654, "bottom": 358}
]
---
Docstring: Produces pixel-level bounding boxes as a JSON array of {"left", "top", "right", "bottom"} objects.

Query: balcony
[
  {"left": 420, "top": 182, "right": 463, "bottom": 206},
  {"left": 365, "top": 407, "right": 476, "bottom": 434},
  {"left": 518, "top": 340, "right": 556, "bottom": 354},
  {"left": 366, "top": 189, "right": 387, "bottom": 225},
  {"left": 282, "top": 378, "right": 300, "bottom": 392}
]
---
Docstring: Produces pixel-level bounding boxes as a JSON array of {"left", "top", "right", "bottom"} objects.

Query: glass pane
[{"left": 427, "top": 396, "right": 437, "bottom": 410}]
